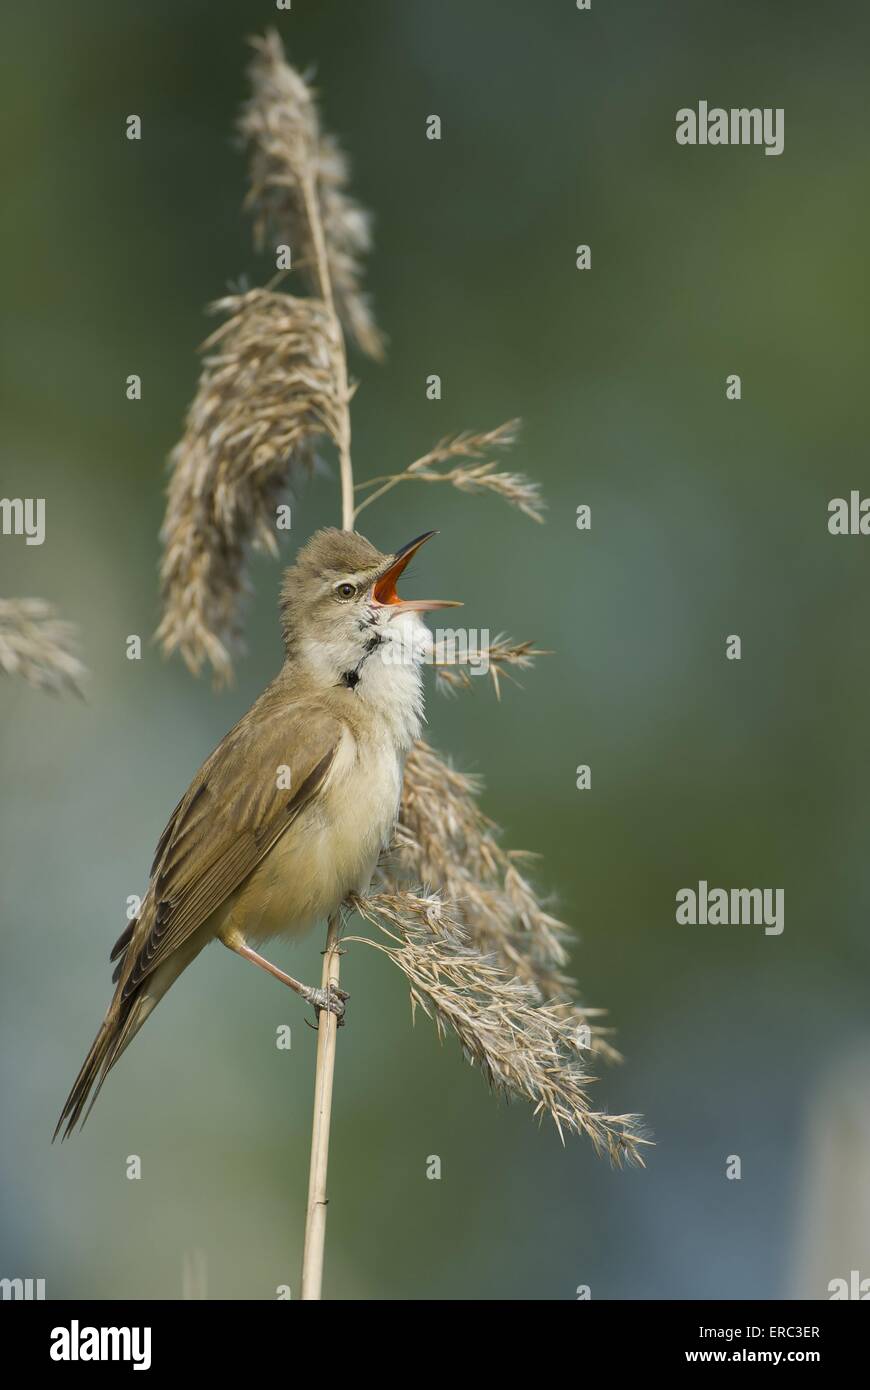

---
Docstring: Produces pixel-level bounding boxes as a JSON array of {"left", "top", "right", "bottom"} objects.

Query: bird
[{"left": 55, "top": 527, "right": 459, "bottom": 1140}]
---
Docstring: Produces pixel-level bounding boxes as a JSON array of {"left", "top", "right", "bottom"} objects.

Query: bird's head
[{"left": 280, "top": 528, "right": 460, "bottom": 688}]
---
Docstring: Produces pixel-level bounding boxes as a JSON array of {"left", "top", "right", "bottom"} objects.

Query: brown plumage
[{"left": 55, "top": 528, "right": 455, "bottom": 1139}]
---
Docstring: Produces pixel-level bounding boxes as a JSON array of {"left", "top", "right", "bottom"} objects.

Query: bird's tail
[
  {"left": 53, "top": 987, "right": 153, "bottom": 1142},
  {"left": 55, "top": 926, "right": 210, "bottom": 1141}
]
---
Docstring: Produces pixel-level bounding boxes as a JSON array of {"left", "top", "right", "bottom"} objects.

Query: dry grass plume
[{"left": 0, "top": 599, "right": 86, "bottom": 696}]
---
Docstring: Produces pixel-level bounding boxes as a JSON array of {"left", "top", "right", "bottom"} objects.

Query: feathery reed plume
[
  {"left": 348, "top": 890, "right": 647, "bottom": 1164},
  {"left": 157, "top": 288, "right": 342, "bottom": 680},
  {"left": 159, "top": 31, "right": 384, "bottom": 679},
  {"left": 433, "top": 634, "right": 546, "bottom": 699},
  {"left": 353, "top": 420, "right": 544, "bottom": 524},
  {"left": 239, "top": 30, "right": 384, "bottom": 361},
  {"left": 0, "top": 598, "right": 86, "bottom": 696},
  {"left": 385, "top": 740, "right": 622, "bottom": 1065}
]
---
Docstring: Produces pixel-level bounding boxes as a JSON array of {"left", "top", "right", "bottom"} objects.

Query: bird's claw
[{"left": 306, "top": 983, "right": 349, "bottom": 1026}]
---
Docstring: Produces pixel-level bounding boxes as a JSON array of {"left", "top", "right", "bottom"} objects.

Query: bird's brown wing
[{"left": 114, "top": 702, "right": 342, "bottom": 997}]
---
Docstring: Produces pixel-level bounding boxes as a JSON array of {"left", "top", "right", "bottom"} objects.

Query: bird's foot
[{"left": 304, "top": 983, "right": 349, "bottom": 1026}]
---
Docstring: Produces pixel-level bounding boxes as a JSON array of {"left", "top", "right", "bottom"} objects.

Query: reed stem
[
  {"left": 299, "top": 914, "right": 343, "bottom": 1299},
  {"left": 298, "top": 165, "right": 354, "bottom": 1299}
]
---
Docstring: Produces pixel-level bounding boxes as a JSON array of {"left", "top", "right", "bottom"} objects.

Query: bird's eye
[{"left": 334, "top": 582, "right": 356, "bottom": 600}]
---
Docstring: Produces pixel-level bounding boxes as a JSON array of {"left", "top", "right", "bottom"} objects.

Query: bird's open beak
[{"left": 371, "top": 531, "right": 462, "bottom": 613}]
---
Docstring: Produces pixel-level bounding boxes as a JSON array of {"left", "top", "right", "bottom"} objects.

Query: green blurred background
[{"left": 2, "top": 0, "right": 870, "bottom": 1300}]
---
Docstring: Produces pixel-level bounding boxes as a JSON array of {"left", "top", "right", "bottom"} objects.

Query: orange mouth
[{"left": 371, "top": 531, "right": 462, "bottom": 613}]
